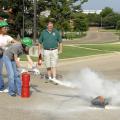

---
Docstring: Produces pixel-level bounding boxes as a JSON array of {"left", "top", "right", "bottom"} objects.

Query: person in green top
[
  {"left": 38, "top": 19, "right": 63, "bottom": 81},
  {"left": 3, "top": 37, "right": 40, "bottom": 96}
]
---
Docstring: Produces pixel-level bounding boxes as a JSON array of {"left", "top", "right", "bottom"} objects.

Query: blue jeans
[
  {"left": 0, "top": 57, "right": 4, "bottom": 90},
  {"left": 3, "top": 56, "right": 22, "bottom": 95}
]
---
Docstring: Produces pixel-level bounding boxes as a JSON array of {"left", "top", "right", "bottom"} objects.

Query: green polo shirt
[{"left": 39, "top": 29, "right": 62, "bottom": 49}]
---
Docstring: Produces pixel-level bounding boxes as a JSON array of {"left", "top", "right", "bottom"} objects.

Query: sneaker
[
  {"left": 45, "top": 77, "right": 52, "bottom": 83},
  {"left": 3, "top": 89, "right": 8, "bottom": 93},
  {"left": 0, "top": 90, "right": 3, "bottom": 93},
  {"left": 50, "top": 78, "right": 58, "bottom": 85},
  {"left": 51, "top": 77, "right": 57, "bottom": 81},
  {"left": 10, "top": 94, "right": 16, "bottom": 97},
  {"left": 48, "top": 77, "right": 52, "bottom": 80}
]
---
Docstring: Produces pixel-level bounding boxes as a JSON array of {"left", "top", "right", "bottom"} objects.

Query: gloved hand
[
  {"left": 32, "top": 68, "right": 40, "bottom": 75},
  {"left": 31, "top": 63, "right": 37, "bottom": 69},
  {"left": 18, "top": 67, "right": 27, "bottom": 74}
]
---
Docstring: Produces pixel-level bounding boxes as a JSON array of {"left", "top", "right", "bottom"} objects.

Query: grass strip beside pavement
[
  {"left": 79, "top": 44, "right": 120, "bottom": 52},
  {"left": 99, "top": 29, "right": 117, "bottom": 32},
  {"left": 59, "top": 46, "right": 109, "bottom": 59},
  {"left": 21, "top": 43, "right": 120, "bottom": 61},
  {"left": 20, "top": 55, "right": 37, "bottom": 61}
]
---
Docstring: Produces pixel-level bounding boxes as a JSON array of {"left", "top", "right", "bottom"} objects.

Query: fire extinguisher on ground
[{"left": 21, "top": 72, "right": 30, "bottom": 98}]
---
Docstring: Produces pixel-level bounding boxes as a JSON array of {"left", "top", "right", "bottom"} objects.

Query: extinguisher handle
[{"left": 38, "top": 53, "right": 42, "bottom": 66}]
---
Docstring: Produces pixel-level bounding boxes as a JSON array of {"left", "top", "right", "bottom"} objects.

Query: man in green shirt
[{"left": 38, "top": 19, "right": 62, "bottom": 81}]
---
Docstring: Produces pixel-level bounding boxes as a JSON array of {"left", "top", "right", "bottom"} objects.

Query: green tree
[
  {"left": 100, "top": 7, "right": 113, "bottom": 18},
  {"left": 74, "top": 13, "right": 88, "bottom": 32},
  {"left": 0, "top": 0, "right": 89, "bottom": 37},
  {"left": 87, "top": 13, "right": 101, "bottom": 26},
  {"left": 70, "top": 0, "right": 88, "bottom": 12},
  {"left": 116, "top": 20, "right": 120, "bottom": 30},
  {"left": 116, "top": 20, "right": 120, "bottom": 40},
  {"left": 38, "top": 16, "right": 48, "bottom": 33},
  {"left": 103, "top": 13, "right": 120, "bottom": 28},
  {"left": 37, "top": 0, "right": 88, "bottom": 30},
  {"left": 1, "top": 0, "right": 33, "bottom": 37}
]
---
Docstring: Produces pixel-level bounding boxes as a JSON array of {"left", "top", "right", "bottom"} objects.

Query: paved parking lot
[{"left": 1, "top": 53, "right": 120, "bottom": 120}]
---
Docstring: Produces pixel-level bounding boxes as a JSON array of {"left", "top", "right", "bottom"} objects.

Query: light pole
[
  {"left": 22, "top": 0, "right": 25, "bottom": 37},
  {"left": 33, "top": 0, "right": 37, "bottom": 43},
  {"left": 101, "top": 16, "right": 102, "bottom": 29}
]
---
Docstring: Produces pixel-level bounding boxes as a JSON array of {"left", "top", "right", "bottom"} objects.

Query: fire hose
[{"left": 18, "top": 67, "right": 40, "bottom": 75}]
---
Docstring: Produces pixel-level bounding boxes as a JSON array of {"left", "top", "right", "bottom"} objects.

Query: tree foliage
[
  {"left": 74, "top": 13, "right": 88, "bottom": 32},
  {"left": 87, "top": 7, "right": 120, "bottom": 29},
  {"left": 103, "top": 13, "right": 120, "bottom": 28},
  {"left": 100, "top": 7, "right": 113, "bottom": 18},
  {"left": 87, "top": 13, "right": 101, "bottom": 26},
  {"left": 0, "top": 0, "right": 89, "bottom": 37},
  {"left": 116, "top": 20, "right": 120, "bottom": 30}
]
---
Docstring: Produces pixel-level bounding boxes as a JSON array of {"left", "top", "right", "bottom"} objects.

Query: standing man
[{"left": 38, "top": 19, "right": 62, "bottom": 81}]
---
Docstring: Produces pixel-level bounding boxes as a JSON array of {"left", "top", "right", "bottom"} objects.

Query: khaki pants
[{"left": 43, "top": 49, "right": 58, "bottom": 68}]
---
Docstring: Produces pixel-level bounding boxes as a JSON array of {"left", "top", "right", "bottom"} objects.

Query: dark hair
[
  {"left": 21, "top": 44, "right": 29, "bottom": 54},
  {"left": 22, "top": 44, "right": 26, "bottom": 49},
  {"left": 47, "top": 18, "right": 55, "bottom": 24}
]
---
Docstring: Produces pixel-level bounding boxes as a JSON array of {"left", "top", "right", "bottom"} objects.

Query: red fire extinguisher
[
  {"left": 38, "top": 53, "right": 42, "bottom": 66},
  {"left": 21, "top": 72, "right": 30, "bottom": 98}
]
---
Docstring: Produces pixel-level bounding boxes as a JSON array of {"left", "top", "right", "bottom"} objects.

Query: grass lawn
[
  {"left": 20, "top": 45, "right": 111, "bottom": 61},
  {"left": 20, "top": 55, "right": 37, "bottom": 61},
  {"left": 79, "top": 44, "right": 120, "bottom": 52},
  {"left": 63, "top": 32, "right": 86, "bottom": 40},
  {"left": 99, "top": 29, "right": 117, "bottom": 32},
  {"left": 59, "top": 46, "right": 109, "bottom": 59}
]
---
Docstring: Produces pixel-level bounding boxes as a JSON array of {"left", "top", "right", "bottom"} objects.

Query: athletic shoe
[
  {"left": 3, "top": 89, "right": 8, "bottom": 93},
  {"left": 0, "top": 90, "right": 3, "bottom": 93},
  {"left": 50, "top": 78, "right": 58, "bottom": 85},
  {"left": 10, "top": 94, "right": 16, "bottom": 97}
]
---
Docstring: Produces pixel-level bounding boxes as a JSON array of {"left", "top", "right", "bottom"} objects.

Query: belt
[{"left": 44, "top": 48, "right": 57, "bottom": 50}]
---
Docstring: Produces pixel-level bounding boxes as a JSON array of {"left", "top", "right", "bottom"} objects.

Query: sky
[{"left": 82, "top": 0, "right": 120, "bottom": 12}]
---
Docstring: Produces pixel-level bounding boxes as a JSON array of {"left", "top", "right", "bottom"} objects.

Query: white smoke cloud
[{"left": 53, "top": 68, "right": 120, "bottom": 105}]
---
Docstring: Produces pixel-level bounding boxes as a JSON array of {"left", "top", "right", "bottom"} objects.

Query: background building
[{"left": 83, "top": 10, "right": 102, "bottom": 14}]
